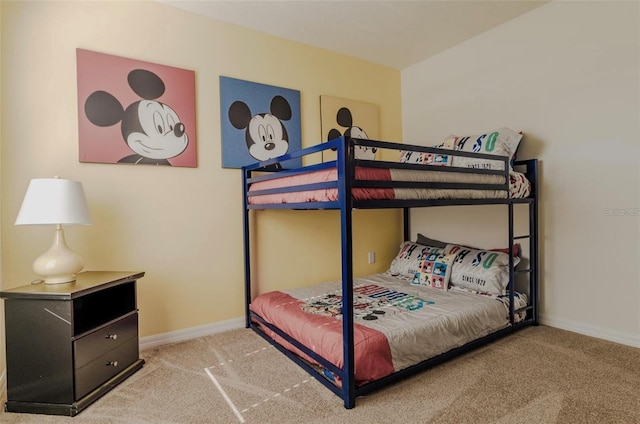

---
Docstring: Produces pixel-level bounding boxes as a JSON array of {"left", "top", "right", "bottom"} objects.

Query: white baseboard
[
  {"left": 138, "top": 314, "right": 639, "bottom": 352},
  {"left": 140, "top": 317, "right": 245, "bottom": 350},
  {"left": 540, "top": 313, "right": 640, "bottom": 348}
]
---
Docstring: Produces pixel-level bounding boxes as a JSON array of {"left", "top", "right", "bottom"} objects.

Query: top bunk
[{"left": 242, "top": 134, "right": 538, "bottom": 210}]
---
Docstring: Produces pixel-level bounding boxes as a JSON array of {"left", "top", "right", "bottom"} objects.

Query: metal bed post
[
  {"left": 337, "top": 136, "right": 356, "bottom": 409},
  {"left": 511, "top": 159, "right": 539, "bottom": 326},
  {"left": 403, "top": 208, "right": 410, "bottom": 242},
  {"left": 530, "top": 160, "right": 540, "bottom": 324},
  {"left": 242, "top": 167, "right": 252, "bottom": 328},
  {"left": 508, "top": 202, "right": 515, "bottom": 326}
]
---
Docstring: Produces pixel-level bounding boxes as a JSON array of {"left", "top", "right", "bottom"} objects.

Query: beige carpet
[{"left": 1, "top": 325, "right": 639, "bottom": 423}]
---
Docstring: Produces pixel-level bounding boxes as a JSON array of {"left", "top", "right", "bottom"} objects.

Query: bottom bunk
[
  {"left": 250, "top": 273, "right": 529, "bottom": 387},
  {"left": 247, "top": 234, "right": 538, "bottom": 409}
]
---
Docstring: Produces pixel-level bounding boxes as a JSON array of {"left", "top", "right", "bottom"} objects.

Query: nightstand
[{"left": 1, "top": 271, "right": 145, "bottom": 416}]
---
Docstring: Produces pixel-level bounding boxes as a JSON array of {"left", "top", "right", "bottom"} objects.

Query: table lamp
[{"left": 15, "top": 177, "right": 93, "bottom": 284}]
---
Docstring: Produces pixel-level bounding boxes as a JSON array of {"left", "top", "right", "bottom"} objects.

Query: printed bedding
[
  {"left": 250, "top": 273, "right": 527, "bottom": 386},
  {"left": 248, "top": 167, "right": 531, "bottom": 205}
]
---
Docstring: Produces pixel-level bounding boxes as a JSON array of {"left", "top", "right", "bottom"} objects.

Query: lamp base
[
  {"left": 33, "top": 227, "right": 84, "bottom": 285},
  {"left": 42, "top": 274, "right": 78, "bottom": 285}
]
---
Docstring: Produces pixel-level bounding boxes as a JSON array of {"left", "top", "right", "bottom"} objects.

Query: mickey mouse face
[
  {"left": 125, "top": 100, "right": 188, "bottom": 160},
  {"left": 328, "top": 107, "right": 377, "bottom": 160},
  {"left": 247, "top": 113, "right": 289, "bottom": 161},
  {"left": 345, "top": 126, "right": 377, "bottom": 160},
  {"left": 345, "top": 126, "right": 368, "bottom": 140},
  {"left": 228, "top": 95, "right": 292, "bottom": 164},
  {"left": 84, "top": 69, "right": 189, "bottom": 165}
]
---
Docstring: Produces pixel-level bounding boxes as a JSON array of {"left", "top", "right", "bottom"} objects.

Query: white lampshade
[
  {"left": 15, "top": 178, "right": 92, "bottom": 226},
  {"left": 15, "top": 177, "right": 92, "bottom": 284}
]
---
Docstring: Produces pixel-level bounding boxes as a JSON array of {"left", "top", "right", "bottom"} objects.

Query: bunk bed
[{"left": 242, "top": 136, "right": 538, "bottom": 409}]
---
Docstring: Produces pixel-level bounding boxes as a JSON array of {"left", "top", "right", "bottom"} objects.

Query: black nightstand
[{"left": 1, "top": 271, "right": 145, "bottom": 416}]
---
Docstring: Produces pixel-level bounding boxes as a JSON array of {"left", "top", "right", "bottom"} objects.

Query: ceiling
[{"left": 158, "top": 0, "right": 548, "bottom": 69}]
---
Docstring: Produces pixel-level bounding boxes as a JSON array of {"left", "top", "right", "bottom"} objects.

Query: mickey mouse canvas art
[
  {"left": 320, "top": 95, "right": 379, "bottom": 162},
  {"left": 76, "top": 49, "right": 197, "bottom": 167},
  {"left": 219, "top": 76, "right": 302, "bottom": 169}
]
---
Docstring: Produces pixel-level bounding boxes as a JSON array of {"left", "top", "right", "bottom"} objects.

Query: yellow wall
[
  {"left": 0, "top": 0, "right": 4, "bottom": 384},
  {"left": 0, "top": 0, "right": 402, "bottom": 341}
]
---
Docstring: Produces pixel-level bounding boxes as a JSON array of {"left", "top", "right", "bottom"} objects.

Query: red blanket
[{"left": 250, "top": 290, "right": 394, "bottom": 386}]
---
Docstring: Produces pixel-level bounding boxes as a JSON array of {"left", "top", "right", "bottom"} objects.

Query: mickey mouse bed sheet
[
  {"left": 250, "top": 273, "right": 527, "bottom": 386},
  {"left": 247, "top": 167, "right": 530, "bottom": 205}
]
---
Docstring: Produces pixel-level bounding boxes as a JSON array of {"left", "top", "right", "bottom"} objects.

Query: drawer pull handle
[
  {"left": 106, "top": 361, "right": 119, "bottom": 367},
  {"left": 105, "top": 334, "right": 118, "bottom": 340}
]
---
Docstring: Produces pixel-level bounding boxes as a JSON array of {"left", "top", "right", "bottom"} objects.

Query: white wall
[{"left": 402, "top": 1, "right": 639, "bottom": 347}]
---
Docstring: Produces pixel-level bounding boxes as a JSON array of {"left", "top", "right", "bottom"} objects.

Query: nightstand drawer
[
  {"left": 74, "top": 313, "right": 138, "bottom": 368},
  {"left": 75, "top": 337, "right": 139, "bottom": 400}
]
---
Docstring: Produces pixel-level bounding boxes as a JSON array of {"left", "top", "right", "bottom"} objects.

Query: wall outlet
[{"left": 368, "top": 252, "right": 375, "bottom": 264}]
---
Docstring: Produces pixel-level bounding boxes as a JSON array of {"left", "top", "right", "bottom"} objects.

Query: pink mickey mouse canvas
[{"left": 76, "top": 49, "right": 197, "bottom": 167}]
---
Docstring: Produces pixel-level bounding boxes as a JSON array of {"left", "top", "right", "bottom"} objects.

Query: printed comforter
[
  {"left": 248, "top": 167, "right": 531, "bottom": 205},
  {"left": 250, "top": 274, "right": 527, "bottom": 386}
]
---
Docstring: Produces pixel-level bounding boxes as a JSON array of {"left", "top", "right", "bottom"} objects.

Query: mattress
[
  {"left": 250, "top": 273, "right": 528, "bottom": 386},
  {"left": 247, "top": 166, "right": 530, "bottom": 205}
]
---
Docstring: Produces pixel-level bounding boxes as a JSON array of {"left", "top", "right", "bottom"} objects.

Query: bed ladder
[{"left": 509, "top": 159, "right": 539, "bottom": 326}]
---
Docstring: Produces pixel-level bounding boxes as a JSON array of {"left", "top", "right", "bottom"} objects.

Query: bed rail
[{"left": 243, "top": 136, "right": 516, "bottom": 210}]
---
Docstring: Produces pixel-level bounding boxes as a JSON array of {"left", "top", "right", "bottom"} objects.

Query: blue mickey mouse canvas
[{"left": 220, "top": 76, "right": 302, "bottom": 169}]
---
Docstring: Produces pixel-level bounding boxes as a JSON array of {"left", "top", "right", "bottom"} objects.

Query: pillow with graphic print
[
  {"left": 387, "top": 241, "right": 444, "bottom": 280},
  {"left": 445, "top": 244, "right": 520, "bottom": 295},
  {"left": 398, "top": 136, "right": 457, "bottom": 167},
  {"left": 411, "top": 252, "right": 455, "bottom": 290},
  {"left": 445, "top": 127, "right": 522, "bottom": 171},
  {"left": 398, "top": 150, "right": 452, "bottom": 166}
]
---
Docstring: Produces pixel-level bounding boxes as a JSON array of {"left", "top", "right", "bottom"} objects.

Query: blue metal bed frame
[{"left": 242, "top": 136, "right": 538, "bottom": 409}]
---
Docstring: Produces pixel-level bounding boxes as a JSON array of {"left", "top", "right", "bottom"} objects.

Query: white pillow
[
  {"left": 446, "top": 127, "right": 522, "bottom": 171},
  {"left": 398, "top": 150, "right": 451, "bottom": 166},
  {"left": 388, "top": 241, "right": 443, "bottom": 280},
  {"left": 398, "top": 135, "right": 457, "bottom": 166},
  {"left": 445, "top": 244, "right": 520, "bottom": 295}
]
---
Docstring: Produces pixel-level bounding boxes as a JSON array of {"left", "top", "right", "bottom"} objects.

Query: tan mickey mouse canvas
[
  {"left": 76, "top": 49, "right": 197, "bottom": 167},
  {"left": 320, "top": 95, "right": 379, "bottom": 162}
]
